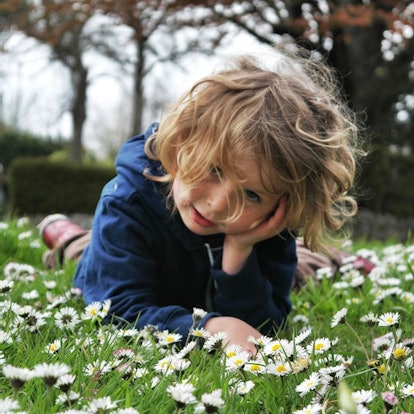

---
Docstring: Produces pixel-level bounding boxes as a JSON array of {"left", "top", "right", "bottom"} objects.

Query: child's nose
[{"left": 207, "top": 182, "right": 234, "bottom": 212}]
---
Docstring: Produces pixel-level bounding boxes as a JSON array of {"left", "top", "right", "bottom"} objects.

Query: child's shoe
[{"left": 38, "top": 214, "right": 87, "bottom": 249}]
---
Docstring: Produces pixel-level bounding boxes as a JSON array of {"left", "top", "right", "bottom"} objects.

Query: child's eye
[
  {"left": 245, "top": 190, "right": 260, "bottom": 203},
  {"left": 210, "top": 166, "right": 223, "bottom": 177}
]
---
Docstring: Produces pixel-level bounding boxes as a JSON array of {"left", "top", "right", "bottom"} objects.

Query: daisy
[
  {"left": 231, "top": 379, "right": 255, "bottom": 395},
  {"left": 244, "top": 359, "right": 266, "bottom": 375},
  {"left": 294, "top": 328, "right": 312, "bottom": 345},
  {"left": 21, "top": 289, "right": 39, "bottom": 300},
  {"left": 12, "top": 303, "right": 33, "bottom": 317},
  {"left": 307, "top": 338, "right": 331, "bottom": 355},
  {"left": 18, "top": 230, "right": 32, "bottom": 240},
  {"left": 17, "top": 217, "right": 29, "bottom": 227},
  {"left": 151, "top": 376, "right": 160, "bottom": 388},
  {"left": 43, "top": 280, "right": 57, "bottom": 290},
  {"left": 30, "top": 239, "right": 42, "bottom": 248},
  {"left": 21, "top": 309, "right": 48, "bottom": 332},
  {"left": 360, "top": 312, "right": 378, "bottom": 327},
  {"left": 203, "top": 331, "right": 228, "bottom": 353},
  {"left": 293, "top": 402, "right": 322, "bottom": 414},
  {"left": 332, "top": 281, "right": 350, "bottom": 289},
  {"left": 404, "top": 273, "right": 414, "bottom": 282},
  {"left": 82, "top": 301, "right": 102, "bottom": 320},
  {"left": 192, "top": 307, "right": 207, "bottom": 322},
  {"left": 0, "top": 329, "right": 13, "bottom": 344},
  {"left": 154, "top": 355, "right": 190, "bottom": 375},
  {"left": 177, "top": 341, "right": 197, "bottom": 358},
  {"left": 118, "top": 328, "right": 141, "bottom": 341},
  {"left": 100, "top": 299, "right": 111, "bottom": 318},
  {"left": 189, "top": 327, "right": 211, "bottom": 340},
  {"left": 87, "top": 396, "right": 117, "bottom": 413},
  {"left": 331, "top": 308, "right": 348, "bottom": 328},
  {"left": 55, "top": 306, "right": 81, "bottom": 330},
  {"left": 0, "top": 396, "right": 21, "bottom": 411},
  {"left": 266, "top": 360, "right": 292, "bottom": 376},
  {"left": 55, "top": 374, "right": 76, "bottom": 393},
  {"left": 115, "top": 409, "right": 140, "bottom": 414},
  {"left": 403, "top": 356, "right": 414, "bottom": 369},
  {"left": 291, "top": 357, "right": 311, "bottom": 373},
  {"left": 339, "top": 259, "right": 357, "bottom": 271},
  {"left": 263, "top": 338, "right": 291, "bottom": 357},
  {"left": 113, "top": 348, "right": 135, "bottom": 359},
  {"left": 45, "top": 339, "right": 62, "bottom": 354},
  {"left": 295, "top": 372, "right": 321, "bottom": 397},
  {"left": 400, "top": 291, "right": 414, "bottom": 303},
  {"left": 393, "top": 346, "right": 411, "bottom": 361},
  {"left": 401, "top": 383, "right": 414, "bottom": 396},
  {"left": 2, "top": 364, "right": 33, "bottom": 391},
  {"left": 316, "top": 266, "right": 334, "bottom": 280},
  {"left": 247, "top": 335, "right": 273, "bottom": 350},
  {"left": 46, "top": 293, "right": 69, "bottom": 309},
  {"left": 225, "top": 351, "right": 251, "bottom": 372},
  {"left": 167, "top": 381, "right": 197, "bottom": 407},
  {"left": 377, "top": 312, "right": 400, "bottom": 327},
  {"left": 83, "top": 360, "right": 112, "bottom": 379},
  {"left": 55, "top": 390, "right": 80, "bottom": 406},
  {"left": 381, "top": 391, "right": 398, "bottom": 410},
  {"left": 131, "top": 367, "right": 149, "bottom": 380},
  {"left": 352, "top": 389, "right": 376, "bottom": 404},
  {"left": 318, "top": 365, "right": 347, "bottom": 385},
  {"left": 32, "top": 362, "right": 71, "bottom": 387},
  {"left": 3, "top": 262, "right": 35, "bottom": 280},
  {"left": 377, "top": 277, "right": 401, "bottom": 286},
  {"left": 200, "top": 389, "right": 225, "bottom": 412},
  {"left": 349, "top": 275, "right": 365, "bottom": 288},
  {"left": 224, "top": 343, "right": 243, "bottom": 359},
  {"left": 156, "top": 331, "right": 182, "bottom": 347},
  {"left": 0, "top": 280, "right": 14, "bottom": 295}
]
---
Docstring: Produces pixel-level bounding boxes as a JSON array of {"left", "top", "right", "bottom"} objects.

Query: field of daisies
[{"left": 0, "top": 217, "right": 414, "bottom": 414}]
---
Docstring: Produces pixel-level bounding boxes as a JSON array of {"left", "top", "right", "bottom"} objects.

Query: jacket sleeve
[
  {"left": 74, "top": 193, "right": 219, "bottom": 339},
  {"left": 210, "top": 233, "right": 297, "bottom": 333}
]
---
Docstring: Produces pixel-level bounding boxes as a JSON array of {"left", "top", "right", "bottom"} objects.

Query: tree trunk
[
  {"left": 131, "top": 38, "right": 145, "bottom": 135},
  {"left": 69, "top": 63, "right": 88, "bottom": 164}
]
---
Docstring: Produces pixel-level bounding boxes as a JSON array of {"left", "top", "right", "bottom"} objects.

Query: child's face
[{"left": 172, "top": 156, "right": 280, "bottom": 237}]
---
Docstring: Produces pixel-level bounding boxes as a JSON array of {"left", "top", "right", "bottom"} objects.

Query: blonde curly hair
[{"left": 145, "top": 46, "right": 363, "bottom": 252}]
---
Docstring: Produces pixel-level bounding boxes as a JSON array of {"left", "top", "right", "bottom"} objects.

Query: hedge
[
  {"left": 8, "top": 157, "right": 115, "bottom": 215},
  {"left": 0, "top": 124, "right": 66, "bottom": 170},
  {"left": 5, "top": 148, "right": 414, "bottom": 223},
  {"left": 358, "top": 148, "right": 414, "bottom": 217}
]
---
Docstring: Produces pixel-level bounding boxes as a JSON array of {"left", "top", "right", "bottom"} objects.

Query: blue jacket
[{"left": 74, "top": 123, "right": 297, "bottom": 339}]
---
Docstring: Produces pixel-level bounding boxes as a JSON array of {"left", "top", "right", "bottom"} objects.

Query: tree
[
  {"left": 2, "top": 0, "right": 231, "bottom": 161},
  {"left": 197, "top": 0, "right": 414, "bottom": 151},
  {"left": 1, "top": 0, "right": 98, "bottom": 163},
  {"left": 95, "top": 0, "right": 231, "bottom": 135}
]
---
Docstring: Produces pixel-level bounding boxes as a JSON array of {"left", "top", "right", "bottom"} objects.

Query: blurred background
[{"left": 0, "top": 0, "right": 413, "bottom": 241}]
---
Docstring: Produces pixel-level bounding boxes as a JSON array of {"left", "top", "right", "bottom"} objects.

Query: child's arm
[{"left": 205, "top": 316, "right": 261, "bottom": 355}]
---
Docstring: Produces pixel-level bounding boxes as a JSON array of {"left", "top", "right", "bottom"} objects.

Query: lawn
[{"left": 0, "top": 217, "right": 413, "bottom": 413}]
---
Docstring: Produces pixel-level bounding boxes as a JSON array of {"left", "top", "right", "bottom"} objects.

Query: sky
[{"left": 1, "top": 29, "right": 274, "bottom": 158}]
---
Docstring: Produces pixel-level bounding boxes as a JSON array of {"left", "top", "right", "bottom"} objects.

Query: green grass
[{"left": 0, "top": 217, "right": 413, "bottom": 413}]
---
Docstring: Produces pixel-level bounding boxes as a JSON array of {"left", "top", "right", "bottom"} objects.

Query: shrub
[
  {"left": 0, "top": 124, "right": 66, "bottom": 170},
  {"left": 8, "top": 157, "right": 115, "bottom": 215}
]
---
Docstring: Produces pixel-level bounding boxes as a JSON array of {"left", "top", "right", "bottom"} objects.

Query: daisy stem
[
  {"left": 369, "top": 327, "right": 375, "bottom": 360},
  {"left": 345, "top": 320, "right": 370, "bottom": 362}
]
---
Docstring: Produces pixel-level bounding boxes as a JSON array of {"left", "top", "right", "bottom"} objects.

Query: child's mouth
[{"left": 191, "top": 207, "right": 215, "bottom": 228}]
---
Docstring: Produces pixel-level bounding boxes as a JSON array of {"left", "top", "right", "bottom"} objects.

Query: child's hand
[
  {"left": 204, "top": 316, "right": 261, "bottom": 355},
  {"left": 222, "top": 196, "right": 288, "bottom": 274}
]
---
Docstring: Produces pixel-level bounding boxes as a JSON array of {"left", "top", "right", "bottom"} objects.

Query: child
[{"left": 41, "top": 47, "right": 362, "bottom": 353}]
